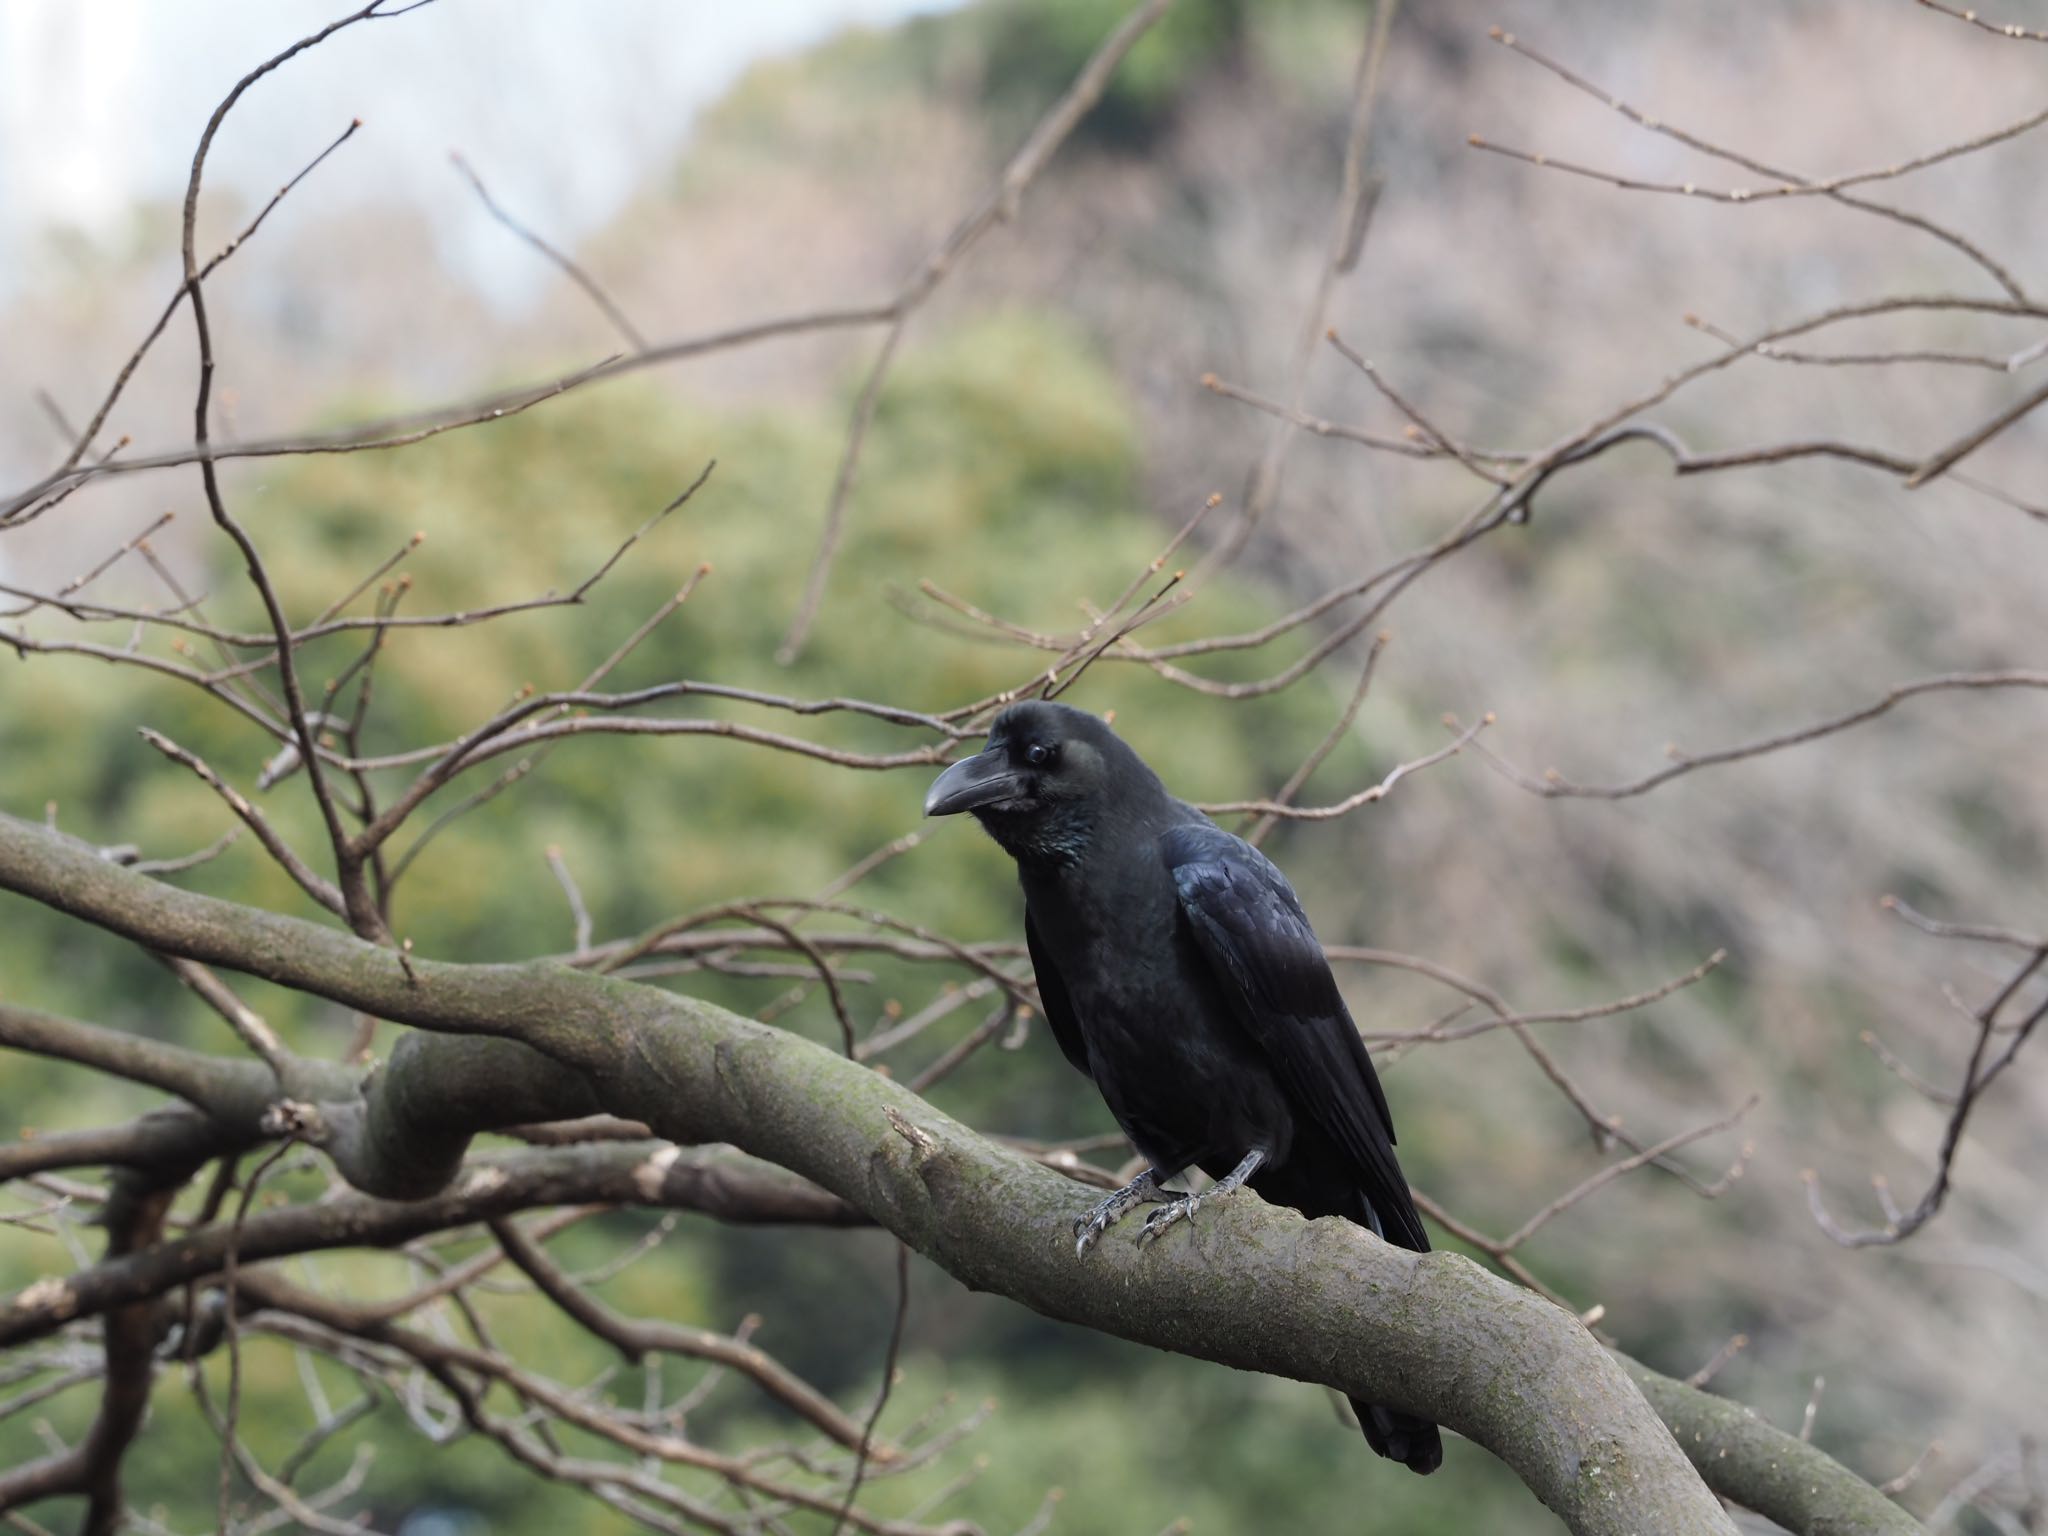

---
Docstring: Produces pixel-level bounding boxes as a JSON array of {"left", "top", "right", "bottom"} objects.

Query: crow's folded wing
[
  {"left": 1161, "top": 820, "right": 1426, "bottom": 1250},
  {"left": 1026, "top": 911, "right": 1093, "bottom": 1078}
]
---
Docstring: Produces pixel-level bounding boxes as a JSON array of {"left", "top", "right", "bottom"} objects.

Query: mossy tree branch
[{"left": 0, "top": 812, "right": 1921, "bottom": 1535}]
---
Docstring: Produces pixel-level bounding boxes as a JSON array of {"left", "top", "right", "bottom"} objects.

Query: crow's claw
[
  {"left": 1072, "top": 1207, "right": 1116, "bottom": 1258},
  {"left": 1071, "top": 1170, "right": 1162, "bottom": 1258},
  {"left": 1133, "top": 1148, "right": 1266, "bottom": 1246},
  {"left": 1136, "top": 1192, "right": 1204, "bottom": 1244}
]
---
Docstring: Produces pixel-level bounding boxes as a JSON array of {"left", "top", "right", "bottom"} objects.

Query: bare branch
[
  {"left": 215, "top": 1143, "right": 296, "bottom": 1530},
  {"left": 1211, "top": 0, "right": 1400, "bottom": 562},
  {"left": 1906, "top": 375, "right": 2048, "bottom": 486},
  {"left": 906, "top": 1000, "right": 1022, "bottom": 1094},
  {"left": 0, "top": 813, "right": 1913, "bottom": 1534},
  {"left": 488, "top": 1216, "right": 879, "bottom": 1452},
  {"left": 0, "top": 311, "right": 892, "bottom": 521},
  {"left": 1915, "top": 0, "right": 2048, "bottom": 44},
  {"left": 1880, "top": 895, "right": 2047, "bottom": 952},
  {"left": 130, "top": 827, "right": 241, "bottom": 877},
  {"left": 452, "top": 151, "right": 646, "bottom": 350},
  {"left": 1491, "top": 23, "right": 2043, "bottom": 192},
  {"left": 1496, "top": 1097, "right": 1757, "bottom": 1252},
  {"left": 1243, "top": 636, "right": 1387, "bottom": 848},
  {"left": 1684, "top": 1334, "right": 1749, "bottom": 1390},
  {"left": 1201, "top": 712, "right": 1489, "bottom": 821},
  {"left": 137, "top": 728, "right": 346, "bottom": 915},
  {"left": 544, "top": 846, "right": 595, "bottom": 958},
  {"left": 0, "top": 512, "right": 173, "bottom": 621},
  {"left": 1359, "top": 948, "right": 1728, "bottom": 1048},
  {"left": 1201, "top": 371, "right": 1520, "bottom": 461},
  {"left": 776, "top": 0, "right": 1181, "bottom": 661},
  {"left": 0, "top": 1001, "right": 272, "bottom": 1120},
  {"left": 831, "top": 1243, "right": 912, "bottom": 1535},
  {"left": 1474, "top": 671, "right": 2048, "bottom": 799},
  {"left": 1805, "top": 946, "right": 2048, "bottom": 1247},
  {"left": 175, "top": 20, "right": 375, "bottom": 936},
  {"left": 1479, "top": 24, "right": 2039, "bottom": 296},
  {"left": 153, "top": 955, "right": 290, "bottom": 1074},
  {"left": 47, "top": 116, "right": 364, "bottom": 479},
  {"left": 1325, "top": 332, "right": 1510, "bottom": 487},
  {"left": 0, "top": 1172, "right": 182, "bottom": 1532}
]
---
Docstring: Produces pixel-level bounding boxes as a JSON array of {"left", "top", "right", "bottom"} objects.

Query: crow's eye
[{"left": 1024, "top": 743, "right": 1054, "bottom": 767}]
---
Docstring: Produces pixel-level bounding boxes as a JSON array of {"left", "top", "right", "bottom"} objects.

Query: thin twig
[
  {"left": 1201, "top": 713, "right": 1489, "bottom": 819},
  {"left": 544, "top": 846, "right": 594, "bottom": 957},
  {"left": 830, "top": 1244, "right": 911, "bottom": 1536},
  {"left": 1915, "top": 0, "right": 2048, "bottom": 44},
  {"left": 137, "top": 729, "right": 346, "bottom": 915},
  {"left": 176, "top": 26, "right": 375, "bottom": 935},
  {"left": 452, "top": 152, "right": 646, "bottom": 350},
  {"left": 131, "top": 826, "right": 241, "bottom": 877},
  {"left": 1473, "top": 672, "right": 2048, "bottom": 800},
  {"left": 1212, "top": 0, "right": 1400, "bottom": 563},
  {"left": 1685, "top": 1334, "right": 1748, "bottom": 1389},
  {"left": 218, "top": 1143, "right": 297, "bottom": 1531},
  {"left": 48, "top": 116, "right": 365, "bottom": 479},
  {"left": 776, "top": 0, "right": 1180, "bottom": 661},
  {"left": 1805, "top": 946, "right": 2048, "bottom": 1246},
  {"left": 1326, "top": 331, "right": 1510, "bottom": 486}
]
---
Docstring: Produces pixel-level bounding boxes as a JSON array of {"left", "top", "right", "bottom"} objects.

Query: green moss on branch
[{"left": 0, "top": 812, "right": 1920, "bottom": 1536}]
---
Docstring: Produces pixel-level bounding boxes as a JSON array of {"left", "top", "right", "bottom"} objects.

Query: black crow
[{"left": 925, "top": 699, "right": 1442, "bottom": 1475}]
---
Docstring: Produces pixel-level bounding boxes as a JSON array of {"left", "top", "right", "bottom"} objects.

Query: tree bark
[{"left": 0, "top": 813, "right": 1922, "bottom": 1535}]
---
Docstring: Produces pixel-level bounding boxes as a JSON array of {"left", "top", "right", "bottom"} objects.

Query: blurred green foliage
[
  {"left": 0, "top": 300, "right": 1555, "bottom": 1531},
  {"left": 968, "top": 0, "right": 1247, "bottom": 146}
]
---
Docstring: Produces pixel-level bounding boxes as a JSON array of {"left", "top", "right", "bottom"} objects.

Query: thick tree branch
[
  {"left": 0, "top": 1002, "right": 273, "bottom": 1119},
  {"left": 0, "top": 1142, "right": 859, "bottom": 1355},
  {"left": 0, "top": 1107, "right": 235, "bottom": 1184},
  {"left": 0, "top": 995, "right": 596, "bottom": 1202},
  {"left": 1629, "top": 1363, "right": 1922, "bottom": 1536},
  {"left": 0, "top": 812, "right": 1919, "bottom": 1534}
]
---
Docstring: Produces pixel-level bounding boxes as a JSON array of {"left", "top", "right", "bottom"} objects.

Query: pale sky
[{"left": 0, "top": 0, "right": 962, "bottom": 305}]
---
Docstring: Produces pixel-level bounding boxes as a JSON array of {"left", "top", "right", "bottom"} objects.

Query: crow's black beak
[{"left": 924, "top": 749, "right": 1023, "bottom": 817}]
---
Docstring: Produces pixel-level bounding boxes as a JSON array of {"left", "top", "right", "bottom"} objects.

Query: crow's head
[{"left": 923, "top": 700, "right": 1161, "bottom": 864}]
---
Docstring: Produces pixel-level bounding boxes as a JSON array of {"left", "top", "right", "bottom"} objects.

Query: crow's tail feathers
[
  {"left": 1347, "top": 1188, "right": 1441, "bottom": 1472},
  {"left": 1353, "top": 1397, "right": 1444, "bottom": 1475}
]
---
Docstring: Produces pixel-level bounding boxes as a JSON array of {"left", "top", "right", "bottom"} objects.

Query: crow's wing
[
  {"left": 1161, "top": 821, "right": 1427, "bottom": 1250},
  {"left": 1025, "top": 911, "right": 1093, "bottom": 1078}
]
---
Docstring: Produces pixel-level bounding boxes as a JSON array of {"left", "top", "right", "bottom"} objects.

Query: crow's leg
[
  {"left": 1137, "top": 1148, "right": 1267, "bottom": 1245},
  {"left": 1072, "top": 1167, "right": 1169, "bottom": 1258}
]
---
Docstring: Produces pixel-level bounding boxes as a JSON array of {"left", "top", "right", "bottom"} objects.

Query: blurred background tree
[{"left": 1, "top": 1, "right": 2043, "bottom": 1532}]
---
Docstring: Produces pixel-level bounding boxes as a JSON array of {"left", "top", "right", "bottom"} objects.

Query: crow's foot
[
  {"left": 1072, "top": 1168, "right": 1164, "bottom": 1258},
  {"left": 1135, "top": 1148, "right": 1266, "bottom": 1246},
  {"left": 1135, "top": 1190, "right": 1208, "bottom": 1244}
]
